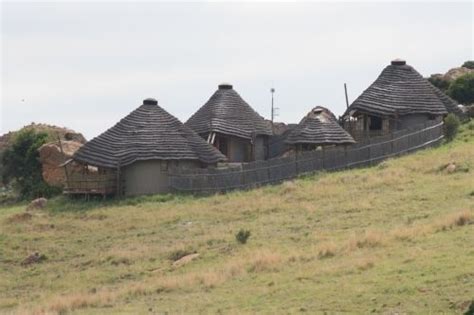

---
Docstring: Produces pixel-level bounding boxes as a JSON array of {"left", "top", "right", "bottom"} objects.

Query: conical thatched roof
[
  {"left": 286, "top": 106, "right": 355, "bottom": 145},
  {"left": 344, "top": 59, "right": 449, "bottom": 118},
  {"left": 73, "top": 98, "right": 226, "bottom": 168},
  {"left": 185, "top": 84, "right": 273, "bottom": 140},
  {"left": 429, "top": 84, "right": 465, "bottom": 117}
]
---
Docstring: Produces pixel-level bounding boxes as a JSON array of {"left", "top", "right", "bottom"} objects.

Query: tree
[
  {"left": 447, "top": 73, "right": 474, "bottom": 105},
  {"left": 428, "top": 76, "right": 450, "bottom": 92},
  {"left": 2, "top": 129, "right": 60, "bottom": 199},
  {"left": 462, "top": 60, "right": 474, "bottom": 69}
]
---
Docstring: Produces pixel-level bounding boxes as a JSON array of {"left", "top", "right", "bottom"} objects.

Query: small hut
[
  {"left": 185, "top": 83, "right": 273, "bottom": 162},
  {"left": 343, "top": 59, "right": 456, "bottom": 139},
  {"left": 285, "top": 106, "right": 355, "bottom": 152},
  {"left": 69, "top": 98, "right": 226, "bottom": 196}
]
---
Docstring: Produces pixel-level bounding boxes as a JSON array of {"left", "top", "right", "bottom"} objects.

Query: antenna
[{"left": 270, "top": 87, "right": 278, "bottom": 126}]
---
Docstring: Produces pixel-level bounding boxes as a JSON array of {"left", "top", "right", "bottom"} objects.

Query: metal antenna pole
[{"left": 270, "top": 87, "right": 275, "bottom": 126}]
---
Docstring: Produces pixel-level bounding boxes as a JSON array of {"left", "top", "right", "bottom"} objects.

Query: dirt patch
[
  {"left": 21, "top": 252, "right": 47, "bottom": 266},
  {"left": 6, "top": 212, "right": 33, "bottom": 224}
]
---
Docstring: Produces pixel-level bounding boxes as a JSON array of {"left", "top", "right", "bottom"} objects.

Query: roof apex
[{"left": 391, "top": 58, "right": 406, "bottom": 66}]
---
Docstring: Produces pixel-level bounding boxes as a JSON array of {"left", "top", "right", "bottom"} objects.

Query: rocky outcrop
[
  {"left": 430, "top": 66, "right": 474, "bottom": 82},
  {"left": 38, "top": 140, "right": 84, "bottom": 187}
]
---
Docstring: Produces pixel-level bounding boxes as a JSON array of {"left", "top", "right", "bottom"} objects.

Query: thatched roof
[
  {"left": 429, "top": 84, "right": 465, "bottom": 117},
  {"left": 286, "top": 106, "right": 355, "bottom": 145},
  {"left": 344, "top": 59, "right": 449, "bottom": 118},
  {"left": 185, "top": 84, "right": 273, "bottom": 140},
  {"left": 73, "top": 99, "right": 226, "bottom": 168}
]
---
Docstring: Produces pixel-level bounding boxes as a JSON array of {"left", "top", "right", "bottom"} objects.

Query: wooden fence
[
  {"left": 64, "top": 172, "right": 117, "bottom": 195},
  {"left": 169, "top": 121, "right": 444, "bottom": 193}
]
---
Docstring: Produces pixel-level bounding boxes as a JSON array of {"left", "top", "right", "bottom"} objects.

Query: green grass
[{"left": 1, "top": 123, "right": 473, "bottom": 314}]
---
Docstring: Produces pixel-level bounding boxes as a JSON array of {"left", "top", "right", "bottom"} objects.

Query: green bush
[
  {"left": 235, "top": 229, "right": 251, "bottom": 244},
  {"left": 444, "top": 113, "right": 461, "bottom": 142},
  {"left": 462, "top": 60, "right": 474, "bottom": 69},
  {"left": 1, "top": 129, "right": 61, "bottom": 200},
  {"left": 448, "top": 73, "right": 474, "bottom": 105},
  {"left": 428, "top": 76, "right": 450, "bottom": 92}
]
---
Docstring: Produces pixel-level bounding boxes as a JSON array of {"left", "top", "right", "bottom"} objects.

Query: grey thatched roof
[
  {"left": 429, "top": 84, "right": 465, "bottom": 117},
  {"left": 286, "top": 106, "right": 355, "bottom": 145},
  {"left": 185, "top": 84, "right": 273, "bottom": 140},
  {"left": 73, "top": 98, "right": 226, "bottom": 168},
  {"left": 344, "top": 59, "right": 449, "bottom": 118}
]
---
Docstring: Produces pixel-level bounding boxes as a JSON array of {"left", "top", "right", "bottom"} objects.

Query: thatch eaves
[
  {"left": 286, "top": 106, "right": 355, "bottom": 145},
  {"left": 73, "top": 98, "right": 226, "bottom": 168},
  {"left": 344, "top": 59, "right": 449, "bottom": 118},
  {"left": 185, "top": 84, "right": 273, "bottom": 140}
]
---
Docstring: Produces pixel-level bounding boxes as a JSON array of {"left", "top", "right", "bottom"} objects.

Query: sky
[{"left": 1, "top": 1, "right": 473, "bottom": 140}]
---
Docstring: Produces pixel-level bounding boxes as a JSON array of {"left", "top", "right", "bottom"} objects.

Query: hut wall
[
  {"left": 227, "top": 136, "right": 251, "bottom": 162},
  {"left": 123, "top": 160, "right": 200, "bottom": 196},
  {"left": 396, "top": 114, "right": 441, "bottom": 130},
  {"left": 254, "top": 136, "right": 268, "bottom": 161}
]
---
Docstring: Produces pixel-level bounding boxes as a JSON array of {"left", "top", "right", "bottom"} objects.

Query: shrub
[
  {"left": 235, "top": 229, "right": 251, "bottom": 244},
  {"left": 462, "top": 60, "right": 474, "bottom": 69},
  {"left": 447, "top": 73, "right": 474, "bottom": 105},
  {"left": 2, "top": 129, "right": 61, "bottom": 199},
  {"left": 444, "top": 113, "right": 461, "bottom": 141},
  {"left": 428, "top": 76, "right": 450, "bottom": 92}
]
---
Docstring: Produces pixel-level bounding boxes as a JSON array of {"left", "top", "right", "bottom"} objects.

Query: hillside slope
[{"left": 1, "top": 123, "right": 473, "bottom": 314}]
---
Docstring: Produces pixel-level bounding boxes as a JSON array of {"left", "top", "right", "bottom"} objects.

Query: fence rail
[{"left": 169, "top": 121, "right": 444, "bottom": 193}]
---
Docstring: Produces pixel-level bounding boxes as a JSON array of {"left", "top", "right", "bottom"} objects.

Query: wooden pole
[
  {"left": 116, "top": 163, "right": 121, "bottom": 198},
  {"left": 56, "top": 134, "right": 70, "bottom": 189},
  {"left": 344, "top": 83, "right": 350, "bottom": 108}
]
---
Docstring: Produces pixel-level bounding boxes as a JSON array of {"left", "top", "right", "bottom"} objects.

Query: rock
[
  {"left": 38, "top": 140, "right": 86, "bottom": 187},
  {"left": 21, "top": 252, "right": 47, "bottom": 266},
  {"left": 26, "top": 197, "right": 47, "bottom": 211},
  {"left": 172, "top": 253, "right": 199, "bottom": 268},
  {"left": 446, "top": 163, "right": 457, "bottom": 173}
]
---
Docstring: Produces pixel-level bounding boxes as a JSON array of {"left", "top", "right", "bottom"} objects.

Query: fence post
[
  {"left": 322, "top": 147, "right": 325, "bottom": 169},
  {"left": 344, "top": 146, "right": 348, "bottom": 169},
  {"left": 367, "top": 138, "right": 372, "bottom": 165}
]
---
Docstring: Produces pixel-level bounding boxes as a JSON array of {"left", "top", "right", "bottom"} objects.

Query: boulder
[
  {"left": 172, "top": 253, "right": 200, "bottom": 268},
  {"left": 446, "top": 163, "right": 457, "bottom": 174},
  {"left": 38, "top": 140, "right": 84, "bottom": 187},
  {"left": 26, "top": 197, "right": 47, "bottom": 211}
]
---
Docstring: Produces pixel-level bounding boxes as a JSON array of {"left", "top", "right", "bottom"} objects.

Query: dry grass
[
  {"left": 433, "top": 210, "right": 472, "bottom": 231},
  {"left": 2, "top": 126, "right": 472, "bottom": 314},
  {"left": 347, "top": 229, "right": 384, "bottom": 251},
  {"left": 317, "top": 241, "right": 338, "bottom": 259},
  {"left": 247, "top": 251, "right": 282, "bottom": 273}
]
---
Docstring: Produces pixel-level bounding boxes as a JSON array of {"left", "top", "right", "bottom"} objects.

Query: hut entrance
[
  {"left": 368, "top": 115, "right": 383, "bottom": 131},
  {"left": 216, "top": 136, "right": 229, "bottom": 157}
]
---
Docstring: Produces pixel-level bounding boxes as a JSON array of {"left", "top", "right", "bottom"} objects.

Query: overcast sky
[{"left": 2, "top": 1, "right": 473, "bottom": 139}]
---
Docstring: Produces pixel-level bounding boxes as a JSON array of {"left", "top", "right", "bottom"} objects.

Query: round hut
[
  {"left": 285, "top": 106, "right": 355, "bottom": 152},
  {"left": 185, "top": 83, "right": 273, "bottom": 162},
  {"left": 342, "top": 59, "right": 460, "bottom": 140},
  {"left": 70, "top": 98, "right": 226, "bottom": 196}
]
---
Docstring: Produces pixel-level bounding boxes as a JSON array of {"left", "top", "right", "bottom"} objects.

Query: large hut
[
  {"left": 185, "top": 83, "right": 273, "bottom": 162},
  {"left": 343, "top": 59, "right": 459, "bottom": 139},
  {"left": 69, "top": 98, "right": 226, "bottom": 196},
  {"left": 286, "top": 106, "right": 355, "bottom": 152}
]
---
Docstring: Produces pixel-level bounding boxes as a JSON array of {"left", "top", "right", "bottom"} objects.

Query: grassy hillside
[{"left": 1, "top": 123, "right": 473, "bottom": 314}]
